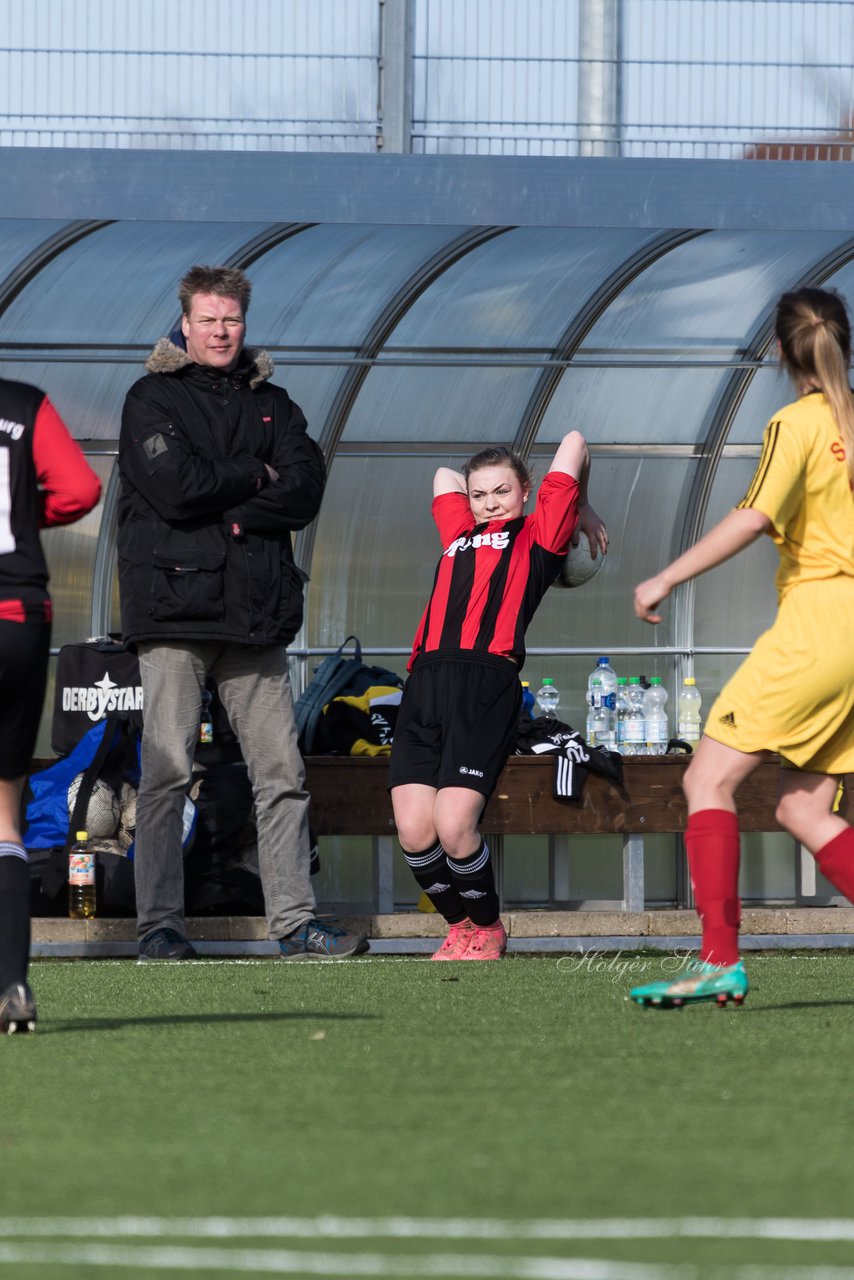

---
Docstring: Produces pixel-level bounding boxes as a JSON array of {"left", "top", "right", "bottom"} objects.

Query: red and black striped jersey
[
  {"left": 0, "top": 379, "right": 101, "bottom": 622},
  {"left": 409, "top": 469, "right": 580, "bottom": 668}
]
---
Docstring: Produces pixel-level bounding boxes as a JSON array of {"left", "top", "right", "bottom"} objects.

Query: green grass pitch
[{"left": 2, "top": 951, "right": 854, "bottom": 1278}]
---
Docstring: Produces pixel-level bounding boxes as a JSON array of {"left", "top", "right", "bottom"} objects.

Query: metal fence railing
[
  {"left": 0, "top": 0, "right": 852, "bottom": 159},
  {"left": 0, "top": 0, "right": 380, "bottom": 152},
  {"left": 412, "top": 0, "right": 854, "bottom": 159}
]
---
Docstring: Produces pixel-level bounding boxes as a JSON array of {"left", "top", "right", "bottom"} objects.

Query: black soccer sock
[
  {"left": 0, "top": 843, "right": 31, "bottom": 988},
  {"left": 402, "top": 841, "right": 467, "bottom": 925},
  {"left": 446, "top": 838, "right": 500, "bottom": 927}
]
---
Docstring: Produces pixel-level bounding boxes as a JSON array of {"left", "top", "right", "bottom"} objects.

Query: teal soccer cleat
[{"left": 629, "top": 959, "right": 749, "bottom": 1010}]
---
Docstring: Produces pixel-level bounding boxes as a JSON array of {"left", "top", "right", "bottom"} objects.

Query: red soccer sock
[
  {"left": 686, "top": 809, "right": 741, "bottom": 967},
  {"left": 814, "top": 826, "right": 854, "bottom": 903}
]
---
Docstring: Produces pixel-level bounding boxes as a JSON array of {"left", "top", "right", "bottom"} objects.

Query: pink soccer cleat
[
  {"left": 431, "top": 918, "right": 475, "bottom": 961},
  {"left": 460, "top": 920, "right": 507, "bottom": 960}
]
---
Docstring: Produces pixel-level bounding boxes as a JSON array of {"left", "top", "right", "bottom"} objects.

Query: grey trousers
[{"left": 134, "top": 640, "right": 316, "bottom": 942}]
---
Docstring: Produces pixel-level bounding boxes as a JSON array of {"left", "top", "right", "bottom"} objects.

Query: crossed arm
[{"left": 120, "top": 389, "right": 324, "bottom": 533}]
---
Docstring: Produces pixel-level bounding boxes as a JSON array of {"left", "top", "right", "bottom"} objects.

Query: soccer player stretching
[
  {"left": 630, "top": 287, "right": 854, "bottom": 1008},
  {"left": 389, "top": 433, "right": 607, "bottom": 960}
]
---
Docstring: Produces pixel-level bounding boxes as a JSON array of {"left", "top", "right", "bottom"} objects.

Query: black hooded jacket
[{"left": 117, "top": 336, "right": 325, "bottom": 647}]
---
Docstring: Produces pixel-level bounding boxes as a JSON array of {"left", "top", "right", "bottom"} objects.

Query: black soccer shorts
[
  {"left": 0, "top": 619, "right": 51, "bottom": 778},
  {"left": 388, "top": 649, "right": 522, "bottom": 799}
]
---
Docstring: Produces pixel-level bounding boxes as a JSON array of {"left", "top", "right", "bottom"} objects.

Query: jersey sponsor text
[{"left": 444, "top": 530, "right": 510, "bottom": 557}]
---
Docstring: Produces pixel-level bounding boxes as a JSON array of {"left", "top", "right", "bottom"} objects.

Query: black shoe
[
  {"left": 278, "top": 918, "right": 370, "bottom": 960},
  {"left": 138, "top": 928, "right": 199, "bottom": 963},
  {"left": 0, "top": 981, "right": 37, "bottom": 1034}
]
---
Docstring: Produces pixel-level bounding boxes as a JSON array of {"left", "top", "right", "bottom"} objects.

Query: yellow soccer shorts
[{"left": 706, "top": 576, "right": 854, "bottom": 774}]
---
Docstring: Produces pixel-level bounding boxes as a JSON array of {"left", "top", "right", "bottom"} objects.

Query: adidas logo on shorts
[{"left": 719, "top": 711, "right": 737, "bottom": 727}]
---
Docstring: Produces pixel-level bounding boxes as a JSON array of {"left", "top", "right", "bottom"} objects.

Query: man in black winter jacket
[{"left": 118, "top": 264, "right": 368, "bottom": 961}]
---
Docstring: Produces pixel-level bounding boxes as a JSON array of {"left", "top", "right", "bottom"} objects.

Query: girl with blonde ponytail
[
  {"left": 776, "top": 286, "right": 854, "bottom": 485},
  {"left": 628, "top": 285, "right": 854, "bottom": 1010}
]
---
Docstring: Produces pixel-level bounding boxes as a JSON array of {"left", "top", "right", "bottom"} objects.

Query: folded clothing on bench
[{"left": 515, "top": 713, "right": 623, "bottom": 800}]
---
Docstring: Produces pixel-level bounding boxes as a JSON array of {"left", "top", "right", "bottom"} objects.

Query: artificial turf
[{"left": 2, "top": 951, "right": 854, "bottom": 1278}]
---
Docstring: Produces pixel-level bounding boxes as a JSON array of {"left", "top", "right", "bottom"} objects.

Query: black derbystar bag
[{"left": 51, "top": 636, "right": 143, "bottom": 757}]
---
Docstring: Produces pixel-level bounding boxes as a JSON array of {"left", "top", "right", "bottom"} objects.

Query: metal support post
[
  {"left": 622, "top": 833, "right": 645, "bottom": 911},
  {"left": 577, "top": 0, "right": 622, "bottom": 157},
  {"left": 795, "top": 840, "right": 816, "bottom": 901},
  {"left": 551, "top": 834, "right": 572, "bottom": 902},
  {"left": 378, "top": 0, "right": 414, "bottom": 153},
  {"left": 492, "top": 834, "right": 505, "bottom": 910},
  {"left": 372, "top": 835, "right": 396, "bottom": 913}
]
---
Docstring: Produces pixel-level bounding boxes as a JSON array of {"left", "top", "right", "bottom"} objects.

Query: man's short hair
[{"left": 179, "top": 265, "right": 252, "bottom": 317}]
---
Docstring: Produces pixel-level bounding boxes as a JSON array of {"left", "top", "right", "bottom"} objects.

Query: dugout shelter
[{"left": 5, "top": 149, "right": 852, "bottom": 917}]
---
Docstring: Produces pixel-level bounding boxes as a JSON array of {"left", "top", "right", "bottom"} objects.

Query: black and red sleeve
[{"left": 32, "top": 397, "right": 102, "bottom": 528}]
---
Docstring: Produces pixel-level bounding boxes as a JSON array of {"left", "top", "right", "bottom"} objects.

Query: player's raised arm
[
  {"left": 433, "top": 466, "right": 467, "bottom": 498},
  {"left": 549, "top": 431, "right": 608, "bottom": 556}
]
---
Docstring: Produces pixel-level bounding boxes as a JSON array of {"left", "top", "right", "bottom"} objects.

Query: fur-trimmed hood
[{"left": 145, "top": 335, "right": 275, "bottom": 390}]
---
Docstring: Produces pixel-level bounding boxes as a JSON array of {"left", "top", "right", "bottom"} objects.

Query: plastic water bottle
[
  {"left": 585, "top": 679, "right": 609, "bottom": 746},
  {"left": 678, "top": 677, "right": 702, "bottom": 746},
  {"left": 594, "top": 657, "right": 618, "bottom": 711},
  {"left": 615, "top": 678, "right": 629, "bottom": 753},
  {"left": 199, "top": 688, "right": 214, "bottom": 746},
  {"left": 644, "top": 677, "right": 669, "bottom": 755},
  {"left": 520, "top": 681, "right": 536, "bottom": 717},
  {"left": 535, "top": 676, "right": 560, "bottom": 720},
  {"left": 623, "top": 677, "right": 646, "bottom": 756},
  {"left": 586, "top": 657, "right": 617, "bottom": 750},
  {"left": 68, "top": 830, "right": 97, "bottom": 919}
]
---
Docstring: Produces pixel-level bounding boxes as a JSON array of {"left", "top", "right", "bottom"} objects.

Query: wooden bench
[
  {"left": 32, "top": 752, "right": 853, "bottom": 918},
  {"left": 305, "top": 754, "right": 854, "bottom": 913}
]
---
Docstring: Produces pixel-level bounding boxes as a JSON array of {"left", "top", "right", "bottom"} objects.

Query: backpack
[
  {"left": 25, "top": 715, "right": 199, "bottom": 916},
  {"left": 294, "top": 636, "right": 404, "bottom": 755},
  {"left": 25, "top": 717, "right": 141, "bottom": 916},
  {"left": 315, "top": 685, "right": 403, "bottom": 756},
  {"left": 24, "top": 715, "right": 196, "bottom": 860}
]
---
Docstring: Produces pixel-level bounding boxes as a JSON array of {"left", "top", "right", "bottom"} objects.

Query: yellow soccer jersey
[{"left": 738, "top": 390, "right": 854, "bottom": 599}]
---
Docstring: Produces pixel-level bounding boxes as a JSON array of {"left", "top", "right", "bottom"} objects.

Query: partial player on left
[{"left": 0, "top": 379, "right": 101, "bottom": 1033}]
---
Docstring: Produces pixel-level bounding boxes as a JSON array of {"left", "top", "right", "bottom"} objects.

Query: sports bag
[
  {"left": 315, "top": 685, "right": 403, "bottom": 756},
  {"left": 24, "top": 715, "right": 195, "bottom": 859},
  {"left": 294, "top": 636, "right": 404, "bottom": 755},
  {"left": 51, "top": 636, "right": 143, "bottom": 756}
]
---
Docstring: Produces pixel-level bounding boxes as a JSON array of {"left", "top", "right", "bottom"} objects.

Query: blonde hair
[
  {"left": 776, "top": 287, "right": 854, "bottom": 483},
  {"left": 179, "top": 265, "right": 251, "bottom": 317}
]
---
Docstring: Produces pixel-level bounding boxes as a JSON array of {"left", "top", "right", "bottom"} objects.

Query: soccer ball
[
  {"left": 66, "top": 774, "right": 122, "bottom": 838},
  {"left": 557, "top": 534, "right": 606, "bottom": 588},
  {"left": 117, "top": 782, "right": 138, "bottom": 852}
]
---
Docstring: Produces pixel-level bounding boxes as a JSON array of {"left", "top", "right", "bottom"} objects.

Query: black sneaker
[
  {"left": 0, "top": 981, "right": 37, "bottom": 1034},
  {"left": 278, "top": 919, "right": 370, "bottom": 960},
  {"left": 138, "top": 928, "right": 199, "bottom": 963}
]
